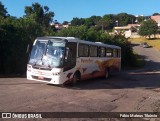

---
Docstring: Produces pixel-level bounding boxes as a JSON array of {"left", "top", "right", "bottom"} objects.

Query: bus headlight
[{"left": 27, "top": 65, "right": 32, "bottom": 71}]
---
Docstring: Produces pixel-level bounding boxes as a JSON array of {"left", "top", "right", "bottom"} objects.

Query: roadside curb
[{"left": 0, "top": 75, "right": 26, "bottom": 78}]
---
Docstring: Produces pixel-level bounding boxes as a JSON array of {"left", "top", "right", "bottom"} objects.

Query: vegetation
[
  {"left": 0, "top": 2, "right": 148, "bottom": 75},
  {"left": 0, "top": 1, "right": 8, "bottom": 17},
  {"left": 70, "top": 13, "right": 137, "bottom": 31},
  {"left": 129, "top": 38, "right": 160, "bottom": 51},
  {"left": 138, "top": 20, "right": 158, "bottom": 39},
  {"left": 0, "top": 2, "right": 55, "bottom": 75}
]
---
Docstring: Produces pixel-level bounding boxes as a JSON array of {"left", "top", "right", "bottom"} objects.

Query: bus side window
[
  {"left": 113, "top": 49, "right": 117, "bottom": 57},
  {"left": 117, "top": 49, "right": 120, "bottom": 57},
  {"left": 89, "top": 46, "right": 98, "bottom": 57},
  {"left": 106, "top": 48, "right": 113, "bottom": 57},
  {"left": 118, "top": 49, "right": 121, "bottom": 57},
  {"left": 99, "top": 47, "right": 105, "bottom": 57},
  {"left": 78, "top": 44, "right": 89, "bottom": 57},
  {"left": 64, "top": 42, "right": 77, "bottom": 72}
]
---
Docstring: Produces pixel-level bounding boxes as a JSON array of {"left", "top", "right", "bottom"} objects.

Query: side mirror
[
  {"left": 65, "top": 47, "right": 69, "bottom": 61},
  {"left": 26, "top": 44, "right": 30, "bottom": 54}
]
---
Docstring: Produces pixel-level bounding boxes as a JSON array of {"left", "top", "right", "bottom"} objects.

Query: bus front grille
[
  {"left": 32, "top": 76, "right": 52, "bottom": 82},
  {"left": 32, "top": 66, "right": 52, "bottom": 71}
]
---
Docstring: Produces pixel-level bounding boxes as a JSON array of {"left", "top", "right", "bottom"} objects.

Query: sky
[{"left": 1, "top": 0, "right": 160, "bottom": 23}]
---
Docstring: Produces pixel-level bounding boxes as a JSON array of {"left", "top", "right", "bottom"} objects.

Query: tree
[
  {"left": 24, "top": 2, "right": 54, "bottom": 27},
  {"left": 85, "top": 27, "right": 100, "bottom": 41},
  {"left": 116, "top": 13, "right": 136, "bottom": 26},
  {"left": 71, "top": 17, "right": 85, "bottom": 26},
  {"left": 56, "top": 25, "right": 87, "bottom": 39},
  {"left": 63, "top": 21, "right": 69, "bottom": 25},
  {"left": 0, "top": 2, "right": 57, "bottom": 75},
  {"left": 84, "top": 15, "right": 101, "bottom": 27},
  {"left": 0, "top": 1, "right": 8, "bottom": 17},
  {"left": 136, "top": 16, "right": 145, "bottom": 23},
  {"left": 152, "top": 13, "right": 160, "bottom": 16},
  {"left": 0, "top": 17, "right": 29, "bottom": 74},
  {"left": 138, "top": 20, "right": 158, "bottom": 39},
  {"left": 97, "top": 14, "right": 115, "bottom": 31},
  {"left": 84, "top": 18, "right": 95, "bottom": 27}
]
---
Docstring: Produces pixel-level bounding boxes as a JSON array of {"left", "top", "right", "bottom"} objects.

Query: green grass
[{"left": 129, "top": 38, "right": 160, "bottom": 51}]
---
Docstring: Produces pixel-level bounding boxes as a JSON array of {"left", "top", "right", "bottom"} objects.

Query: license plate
[{"left": 38, "top": 76, "right": 44, "bottom": 80}]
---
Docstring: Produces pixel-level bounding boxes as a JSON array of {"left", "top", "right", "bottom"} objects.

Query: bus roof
[{"left": 36, "top": 36, "right": 121, "bottom": 49}]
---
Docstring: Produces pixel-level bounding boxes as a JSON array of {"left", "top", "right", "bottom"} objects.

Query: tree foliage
[
  {"left": 56, "top": 25, "right": 87, "bottom": 39},
  {"left": 138, "top": 20, "right": 158, "bottom": 39},
  {"left": 63, "top": 21, "right": 69, "bottom": 25},
  {"left": 70, "top": 13, "right": 136, "bottom": 30},
  {"left": 136, "top": 16, "right": 145, "bottom": 23},
  {"left": 71, "top": 17, "right": 85, "bottom": 26},
  {"left": 152, "top": 13, "right": 160, "bottom": 16},
  {"left": 116, "top": 13, "right": 136, "bottom": 26},
  {"left": 0, "top": 1, "right": 8, "bottom": 17},
  {"left": 84, "top": 16, "right": 101, "bottom": 27},
  {"left": 24, "top": 2, "right": 54, "bottom": 27},
  {"left": 0, "top": 2, "right": 55, "bottom": 75},
  {"left": 97, "top": 14, "right": 115, "bottom": 31}
]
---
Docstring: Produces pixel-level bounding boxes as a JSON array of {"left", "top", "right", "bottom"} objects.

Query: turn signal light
[{"left": 53, "top": 72, "right": 60, "bottom": 75}]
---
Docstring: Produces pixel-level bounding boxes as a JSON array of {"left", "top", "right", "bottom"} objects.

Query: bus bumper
[{"left": 27, "top": 70, "right": 63, "bottom": 85}]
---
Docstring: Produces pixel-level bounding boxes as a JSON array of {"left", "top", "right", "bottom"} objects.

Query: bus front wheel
[
  {"left": 105, "top": 68, "right": 110, "bottom": 79},
  {"left": 72, "top": 72, "right": 81, "bottom": 85}
]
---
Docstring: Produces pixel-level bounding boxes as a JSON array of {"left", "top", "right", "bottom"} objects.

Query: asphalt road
[{"left": 1, "top": 44, "right": 160, "bottom": 121}]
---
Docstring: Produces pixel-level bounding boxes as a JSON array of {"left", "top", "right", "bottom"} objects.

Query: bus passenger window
[
  {"left": 89, "top": 46, "right": 97, "bottom": 57},
  {"left": 118, "top": 49, "right": 121, "bottom": 57},
  {"left": 78, "top": 44, "right": 89, "bottom": 57},
  {"left": 99, "top": 47, "right": 105, "bottom": 57},
  {"left": 106, "top": 48, "right": 113, "bottom": 57},
  {"left": 113, "top": 49, "right": 118, "bottom": 57}
]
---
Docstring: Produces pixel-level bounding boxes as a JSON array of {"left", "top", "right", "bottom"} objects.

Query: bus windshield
[{"left": 29, "top": 39, "right": 65, "bottom": 68}]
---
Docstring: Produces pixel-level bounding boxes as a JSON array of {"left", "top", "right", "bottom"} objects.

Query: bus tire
[
  {"left": 105, "top": 68, "right": 110, "bottom": 79},
  {"left": 72, "top": 72, "right": 81, "bottom": 85}
]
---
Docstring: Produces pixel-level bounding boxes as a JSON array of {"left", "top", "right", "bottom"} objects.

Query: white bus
[{"left": 27, "top": 36, "right": 121, "bottom": 85}]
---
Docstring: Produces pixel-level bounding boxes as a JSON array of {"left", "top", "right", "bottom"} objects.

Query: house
[
  {"left": 50, "top": 22, "right": 71, "bottom": 30},
  {"left": 62, "top": 23, "right": 71, "bottom": 28},
  {"left": 114, "top": 25, "right": 138, "bottom": 38},
  {"left": 128, "top": 24, "right": 141, "bottom": 29},
  {"left": 151, "top": 15, "right": 160, "bottom": 26}
]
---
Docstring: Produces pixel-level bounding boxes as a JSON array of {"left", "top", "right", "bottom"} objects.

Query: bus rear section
[{"left": 72, "top": 42, "right": 121, "bottom": 81}]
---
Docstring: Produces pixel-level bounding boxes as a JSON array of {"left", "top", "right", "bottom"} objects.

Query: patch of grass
[
  {"left": 129, "top": 38, "right": 146, "bottom": 43},
  {"left": 129, "top": 37, "right": 160, "bottom": 51},
  {"left": 147, "top": 39, "right": 160, "bottom": 51}
]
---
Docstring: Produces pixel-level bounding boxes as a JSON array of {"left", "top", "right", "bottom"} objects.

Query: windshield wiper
[{"left": 35, "top": 40, "right": 50, "bottom": 66}]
